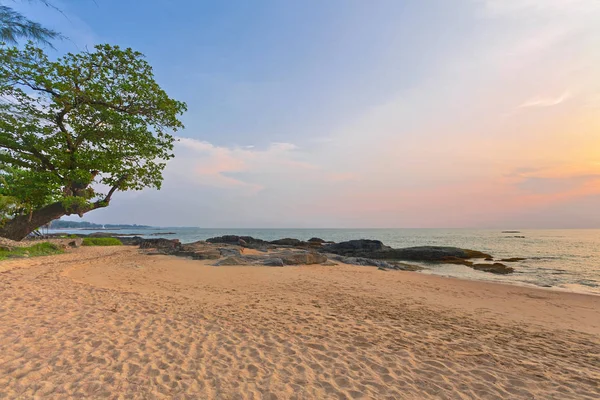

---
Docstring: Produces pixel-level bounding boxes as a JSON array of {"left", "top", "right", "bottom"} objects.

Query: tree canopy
[
  {"left": 0, "top": 42, "right": 187, "bottom": 240},
  {"left": 0, "top": 1, "right": 61, "bottom": 46}
]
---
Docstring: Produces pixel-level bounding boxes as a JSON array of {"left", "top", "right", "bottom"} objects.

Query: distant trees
[
  {"left": 0, "top": 1, "right": 61, "bottom": 45},
  {"left": 0, "top": 43, "right": 186, "bottom": 240}
]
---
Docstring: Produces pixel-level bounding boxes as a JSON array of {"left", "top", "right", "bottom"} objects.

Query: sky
[{"left": 13, "top": 0, "right": 600, "bottom": 228}]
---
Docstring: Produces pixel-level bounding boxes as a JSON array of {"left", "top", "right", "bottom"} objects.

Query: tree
[
  {"left": 1, "top": 1, "right": 61, "bottom": 45},
  {"left": 0, "top": 43, "right": 187, "bottom": 240}
]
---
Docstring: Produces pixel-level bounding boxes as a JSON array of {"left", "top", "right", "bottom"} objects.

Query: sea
[{"left": 49, "top": 228, "right": 600, "bottom": 295}]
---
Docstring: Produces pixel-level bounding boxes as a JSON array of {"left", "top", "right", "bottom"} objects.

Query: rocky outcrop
[
  {"left": 138, "top": 238, "right": 182, "bottom": 251},
  {"left": 322, "top": 239, "right": 389, "bottom": 256},
  {"left": 500, "top": 257, "right": 526, "bottom": 262},
  {"left": 210, "top": 250, "right": 326, "bottom": 267},
  {"left": 330, "top": 255, "right": 423, "bottom": 271},
  {"left": 262, "top": 258, "right": 285, "bottom": 267},
  {"left": 270, "top": 238, "right": 305, "bottom": 246},
  {"left": 130, "top": 236, "right": 511, "bottom": 274},
  {"left": 472, "top": 263, "right": 514, "bottom": 274},
  {"left": 214, "top": 256, "right": 247, "bottom": 266},
  {"left": 206, "top": 235, "right": 269, "bottom": 248},
  {"left": 274, "top": 251, "right": 327, "bottom": 265},
  {"left": 321, "top": 241, "right": 491, "bottom": 263}
]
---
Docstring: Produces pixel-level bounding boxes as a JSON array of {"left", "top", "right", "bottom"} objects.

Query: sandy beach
[{"left": 0, "top": 246, "right": 599, "bottom": 399}]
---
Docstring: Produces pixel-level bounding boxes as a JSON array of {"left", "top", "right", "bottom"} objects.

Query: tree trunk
[{"left": 0, "top": 201, "right": 103, "bottom": 241}]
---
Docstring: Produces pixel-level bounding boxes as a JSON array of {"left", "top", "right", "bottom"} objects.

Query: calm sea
[{"left": 51, "top": 228, "right": 600, "bottom": 295}]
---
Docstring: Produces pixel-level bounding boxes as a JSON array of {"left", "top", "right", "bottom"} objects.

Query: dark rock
[
  {"left": 502, "top": 231, "right": 521, "bottom": 233},
  {"left": 485, "top": 257, "right": 494, "bottom": 261},
  {"left": 323, "top": 242, "right": 491, "bottom": 263},
  {"left": 323, "top": 239, "right": 389, "bottom": 257},
  {"left": 308, "top": 237, "right": 326, "bottom": 244},
  {"left": 149, "top": 232, "right": 176, "bottom": 236},
  {"left": 472, "top": 263, "right": 514, "bottom": 274},
  {"left": 174, "top": 241, "right": 221, "bottom": 259},
  {"left": 270, "top": 238, "right": 305, "bottom": 246},
  {"left": 378, "top": 247, "right": 491, "bottom": 262},
  {"left": 139, "top": 238, "right": 181, "bottom": 251},
  {"left": 500, "top": 257, "right": 526, "bottom": 262},
  {"left": 206, "top": 235, "right": 268, "bottom": 247},
  {"left": 118, "top": 236, "right": 144, "bottom": 246},
  {"left": 262, "top": 258, "right": 285, "bottom": 267}
]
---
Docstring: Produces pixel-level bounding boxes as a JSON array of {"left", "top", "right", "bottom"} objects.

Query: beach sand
[{"left": 0, "top": 246, "right": 599, "bottom": 399}]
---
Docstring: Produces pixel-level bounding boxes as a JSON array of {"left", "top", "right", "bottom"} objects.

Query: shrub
[
  {"left": 0, "top": 242, "right": 63, "bottom": 260},
  {"left": 82, "top": 237, "right": 123, "bottom": 246}
]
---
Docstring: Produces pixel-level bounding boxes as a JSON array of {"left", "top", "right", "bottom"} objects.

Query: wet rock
[
  {"left": 308, "top": 237, "right": 326, "bottom": 244},
  {"left": 472, "top": 263, "right": 514, "bottom": 274},
  {"left": 500, "top": 257, "right": 526, "bottom": 262}
]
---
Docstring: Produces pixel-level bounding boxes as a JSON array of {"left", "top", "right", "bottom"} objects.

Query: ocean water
[{"left": 51, "top": 228, "right": 600, "bottom": 295}]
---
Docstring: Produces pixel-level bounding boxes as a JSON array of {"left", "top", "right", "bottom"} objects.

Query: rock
[
  {"left": 118, "top": 236, "right": 144, "bottom": 246},
  {"left": 323, "top": 242, "right": 492, "bottom": 263},
  {"left": 323, "top": 239, "right": 389, "bottom": 257},
  {"left": 500, "top": 257, "right": 526, "bottom": 262},
  {"left": 262, "top": 258, "right": 285, "bottom": 267},
  {"left": 321, "top": 260, "right": 337, "bottom": 266},
  {"left": 174, "top": 241, "right": 220, "bottom": 259},
  {"left": 502, "top": 231, "right": 521, "bottom": 233},
  {"left": 206, "top": 235, "right": 268, "bottom": 247},
  {"left": 330, "top": 255, "right": 423, "bottom": 271},
  {"left": 238, "top": 239, "right": 247, "bottom": 247},
  {"left": 270, "top": 238, "right": 305, "bottom": 246},
  {"left": 139, "top": 238, "right": 182, "bottom": 251},
  {"left": 214, "top": 257, "right": 246, "bottom": 266},
  {"left": 308, "top": 237, "right": 325, "bottom": 244},
  {"left": 219, "top": 247, "right": 242, "bottom": 257},
  {"left": 472, "top": 263, "right": 514, "bottom": 274},
  {"left": 485, "top": 257, "right": 494, "bottom": 261},
  {"left": 273, "top": 251, "right": 328, "bottom": 265},
  {"left": 149, "top": 232, "right": 176, "bottom": 236}
]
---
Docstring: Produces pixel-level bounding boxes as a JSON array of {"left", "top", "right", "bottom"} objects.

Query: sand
[{"left": 0, "top": 246, "right": 599, "bottom": 399}]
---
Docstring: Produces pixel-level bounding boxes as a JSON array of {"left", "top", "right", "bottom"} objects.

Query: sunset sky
[{"left": 19, "top": 0, "right": 600, "bottom": 227}]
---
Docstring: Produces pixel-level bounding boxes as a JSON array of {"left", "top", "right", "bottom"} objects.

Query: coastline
[{"left": 0, "top": 246, "right": 598, "bottom": 398}]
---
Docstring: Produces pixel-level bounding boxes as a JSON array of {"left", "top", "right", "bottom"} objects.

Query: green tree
[
  {"left": 0, "top": 43, "right": 187, "bottom": 240},
  {"left": 1, "top": 1, "right": 61, "bottom": 45}
]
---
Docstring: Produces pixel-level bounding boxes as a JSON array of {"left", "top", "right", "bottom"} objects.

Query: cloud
[
  {"left": 173, "top": 137, "right": 316, "bottom": 194},
  {"left": 519, "top": 91, "right": 571, "bottom": 108}
]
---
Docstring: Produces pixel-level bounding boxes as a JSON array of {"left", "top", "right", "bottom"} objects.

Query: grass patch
[
  {"left": 0, "top": 242, "right": 63, "bottom": 261},
  {"left": 82, "top": 237, "right": 123, "bottom": 246}
]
